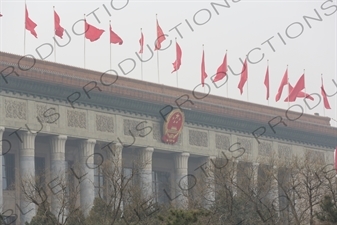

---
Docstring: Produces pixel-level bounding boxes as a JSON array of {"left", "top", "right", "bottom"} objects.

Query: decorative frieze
[
  {"left": 278, "top": 145, "right": 292, "bottom": 160},
  {"left": 306, "top": 148, "right": 325, "bottom": 164},
  {"left": 237, "top": 137, "right": 252, "bottom": 154},
  {"left": 215, "top": 134, "right": 230, "bottom": 150},
  {"left": 36, "top": 104, "right": 58, "bottom": 125},
  {"left": 96, "top": 114, "right": 114, "bottom": 133},
  {"left": 258, "top": 141, "right": 272, "bottom": 157},
  {"left": 152, "top": 123, "right": 161, "bottom": 141},
  {"left": 5, "top": 99, "right": 27, "bottom": 120},
  {"left": 124, "top": 119, "right": 145, "bottom": 137},
  {"left": 189, "top": 130, "right": 208, "bottom": 147},
  {"left": 67, "top": 110, "right": 86, "bottom": 129}
]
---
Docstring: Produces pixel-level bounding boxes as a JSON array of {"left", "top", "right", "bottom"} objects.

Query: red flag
[
  {"left": 139, "top": 31, "right": 144, "bottom": 53},
  {"left": 172, "top": 41, "right": 182, "bottom": 73},
  {"left": 154, "top": 19, "right": 166, "bottom": 50},
  {"left": 213, "top": 53, "right": 227, "bottom": 82},
  {"left": 321, "top": 77, "right": 331, "bottom": 109},
  {"left": 334, "top": 147, "right": 337, "bottom": 171},
  {"left": 284, "top": 84, "right": 314, "bottom": 101},
  {"left": 287, "top": 74, "right": 305, "bottom": 101},
  {"left": 238, "top": 59, "right": 248, "bottom": 95},
  {"left": 264, "top": 66, "right": 269, "bottom": 100},
  {"left": 54, "top": 10, "right": 64, "bottom": 39},
  {"left": 25, "top": 5, "right": 37, "bottom": 38},
  {"left": 110, "top": 25, "right": 123, "bottom": 45},
  {"left": 84, "top": 20, "right": 104, "bottom": 42},
  {"left": 275, "top": 68, "right": 288, "bottom": 102},
  {"left": 201, "top": 50, "right": 208, "bottom": 87},
  {"left": 0, "top": 13, "right": 2, "bottom": 17}
]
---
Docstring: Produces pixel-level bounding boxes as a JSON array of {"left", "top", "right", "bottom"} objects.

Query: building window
[
  {"left": 35, "top": 157, "right": 45, "bottom": 186},
  {"left": 152, "top": 171, "right": 170, "bottom": 204},
  {"left": 2, "top": 154, "right": 15, "bottom": 190},
  {"left": 94, "top": 166, "right": 104, "bottom": 199}
]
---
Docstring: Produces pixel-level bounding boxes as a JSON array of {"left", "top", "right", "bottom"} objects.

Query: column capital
[
  {"left": 19, "top": 131, "right": 36, "bottom": 157},
  {"left": 50, "top": 135, "right": 67, "bottom": 161},
  {"left": 140, "top": 147, "right": 154, "bottom": 170},
  {"left": 174, "top": 152, "right": 190, "bottom": 170},
  {"left": 79, "top": 139, "right": 96, "bottom": 164},
  {"left": 0, "top": 126, "right": 5, "bottom": 133}
]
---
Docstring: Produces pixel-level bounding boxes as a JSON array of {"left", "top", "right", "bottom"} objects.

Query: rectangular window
[
  {"left": 35, "top": 157, "right": 45, "bottom": 186},
  {"left": 152, "top": 171, "right": 170, "bottom": 204},
  {"left": 94, "top": 166, "right": 104, "bottom": 199},
  {"left": 2, "top": 154, "right": 15, "bottom": 190}
]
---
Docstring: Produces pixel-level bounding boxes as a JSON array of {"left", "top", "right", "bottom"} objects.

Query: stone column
[
  {"left": 50, "top": 135, "right": 67, "bottom": 222},
  {"left": 79, "top": 139, "right": 96, "bottom": 217},
  {"left": 19, "top": 131, "right": 37, "bottom": 225},
  {"left": 203, "top": 156, "right": 216, "bottom": 209},
  {"left": 232, "top": 159, "right": 239, "bottom": 196},
  {"left": 252, "top": 162, "right": 259, "bottom": 197},
  {"left": 271, "top": 166, "right": 279, "bottom": 214},
  {"left": 139, "top": 147, "right": 154, "bottom": 202},
  {"left": 173, "top": 152, "right": 189, "bottom": 209},
  {"left": 0, "top": 127, "right": 4, "bottom": 212},
  {"left": 106, "top": 143, "right": 123, "bottom": 210}
]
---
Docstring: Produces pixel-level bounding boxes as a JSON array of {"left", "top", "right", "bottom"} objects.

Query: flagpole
[
  {"left": 267, "top": 60, "right": 269, "bottom": 106},
  {"left": 84, "top": 14, "right": 86, "bottom": 68},
  {"left": 156, "top": 14, "right": 160, "bottom": 84},
  {"left": 322, "top": 74, "right": 325, "bottom": 116},
  {"left": 109, "top": 20, "right": 111, "bottom": 72},
  {"left": 303, "top": 69, "right": 306, "bottom": 114},
  {"left": 287, "top": 65, "right": 289, "bottom": 108},
  {"left": 53, "top": 6, "right": 56, "bottom": 62},
  {"left": 226, "top": 49, "right": 228, "bottom": 98},
  {"left": 203, "top": 44, "right": 205, "bottom": 93},
  {"left": 175, "top": 38, "right": 179, "bottom": 87},
  {"left": 24, "top": 1, "right": 26, "bottom": 55},
  {"left": 141, "top": 28, "right": 143, "bottom": 81},
  {"left": 246, "top": 56, "right": 248, "bottom": 102}
]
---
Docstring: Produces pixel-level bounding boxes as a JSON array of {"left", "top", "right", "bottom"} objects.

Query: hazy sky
[{"left": 0, "top": 0, "right": 336, "bottom": 127}]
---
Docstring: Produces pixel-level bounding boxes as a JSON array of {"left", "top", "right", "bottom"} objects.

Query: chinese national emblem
[{"left": 162, "top": 109, "right": 185, "bottom": 144}]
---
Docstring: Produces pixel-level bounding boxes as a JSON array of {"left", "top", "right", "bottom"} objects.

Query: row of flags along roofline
[{"left": 0, "top": 6, "right": 332, "bottom": 109}]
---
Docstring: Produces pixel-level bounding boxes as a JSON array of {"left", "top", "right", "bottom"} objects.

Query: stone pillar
[
  {"left": 173, "top": 152, "right": 190, "bottom": 209},
  {"left": 19, "top": 131, "right": 37, "bottom": 225},
  {"left": 232, "top": 159, "right": 239, "bottom": 196},
  {"left": 203, "top": 156, "right": 215, "bottom": 209},
  {"left": 106, "top": 143, "right": 123, "bottom": 210},
  {"left": 139, "top": 147, "right": 154, "bottom": 202},
  {"left": 252, "top": 162, "right": 259, "bottom": 196},
  {"left": 271, "top": 166, "right": 279, "bottom": 214},
  {"left": 79, "top": 139, "right": 96, "bottom": 217},
  {"left": 50, "top": 135, "right": 67, "bottom": 222},
  {"left": 0, "top": 127, "right": 4, "bottom": 212}
]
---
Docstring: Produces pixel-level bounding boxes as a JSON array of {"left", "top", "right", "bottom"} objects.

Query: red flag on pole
[
  {"left": 321, "top": 77, "right": 331, "bottom": 109},
  {"left": 154, "top": 19, "right": 166, "bottom": 50},
  {"left": 54, "top": 10, "right": 64, "bottom": 39},
  {"left": 25, "top": 5, "right": 37, "bottom": 38},
  {"left": 238, "top": 59, "right": 248, "bottom": 95},
  {"left": 139, "top": 30, "right": 144, "bottom": 53},
  {"left": 172, "top": 41, "right": 182, "bottom": 73},
  {"left": 0, "top": 13, "right": 3, "bottom": 17},
  {"left": 201, "top": 50, "right": 208, "bottom": 87},
  {"left": 264, "top": 65, "right": 270, "bottom": 100},
  {"left": 110, "top": 25, "right": 123, "bottom": 45},
  {"left": 84, "top": 20, "right": 104, "bottom": 42},
  {"left": 213, "top": 52, "right": 227, "bottom": 83},
  {"left": 275, "top": 68, "right": 288, "bottom": 102},
  {"left": 284, "top": 84, "right": 314, "bottom": 101},
  {"left": 287, "top": 74, "right": 305, "bottom": 101}
]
